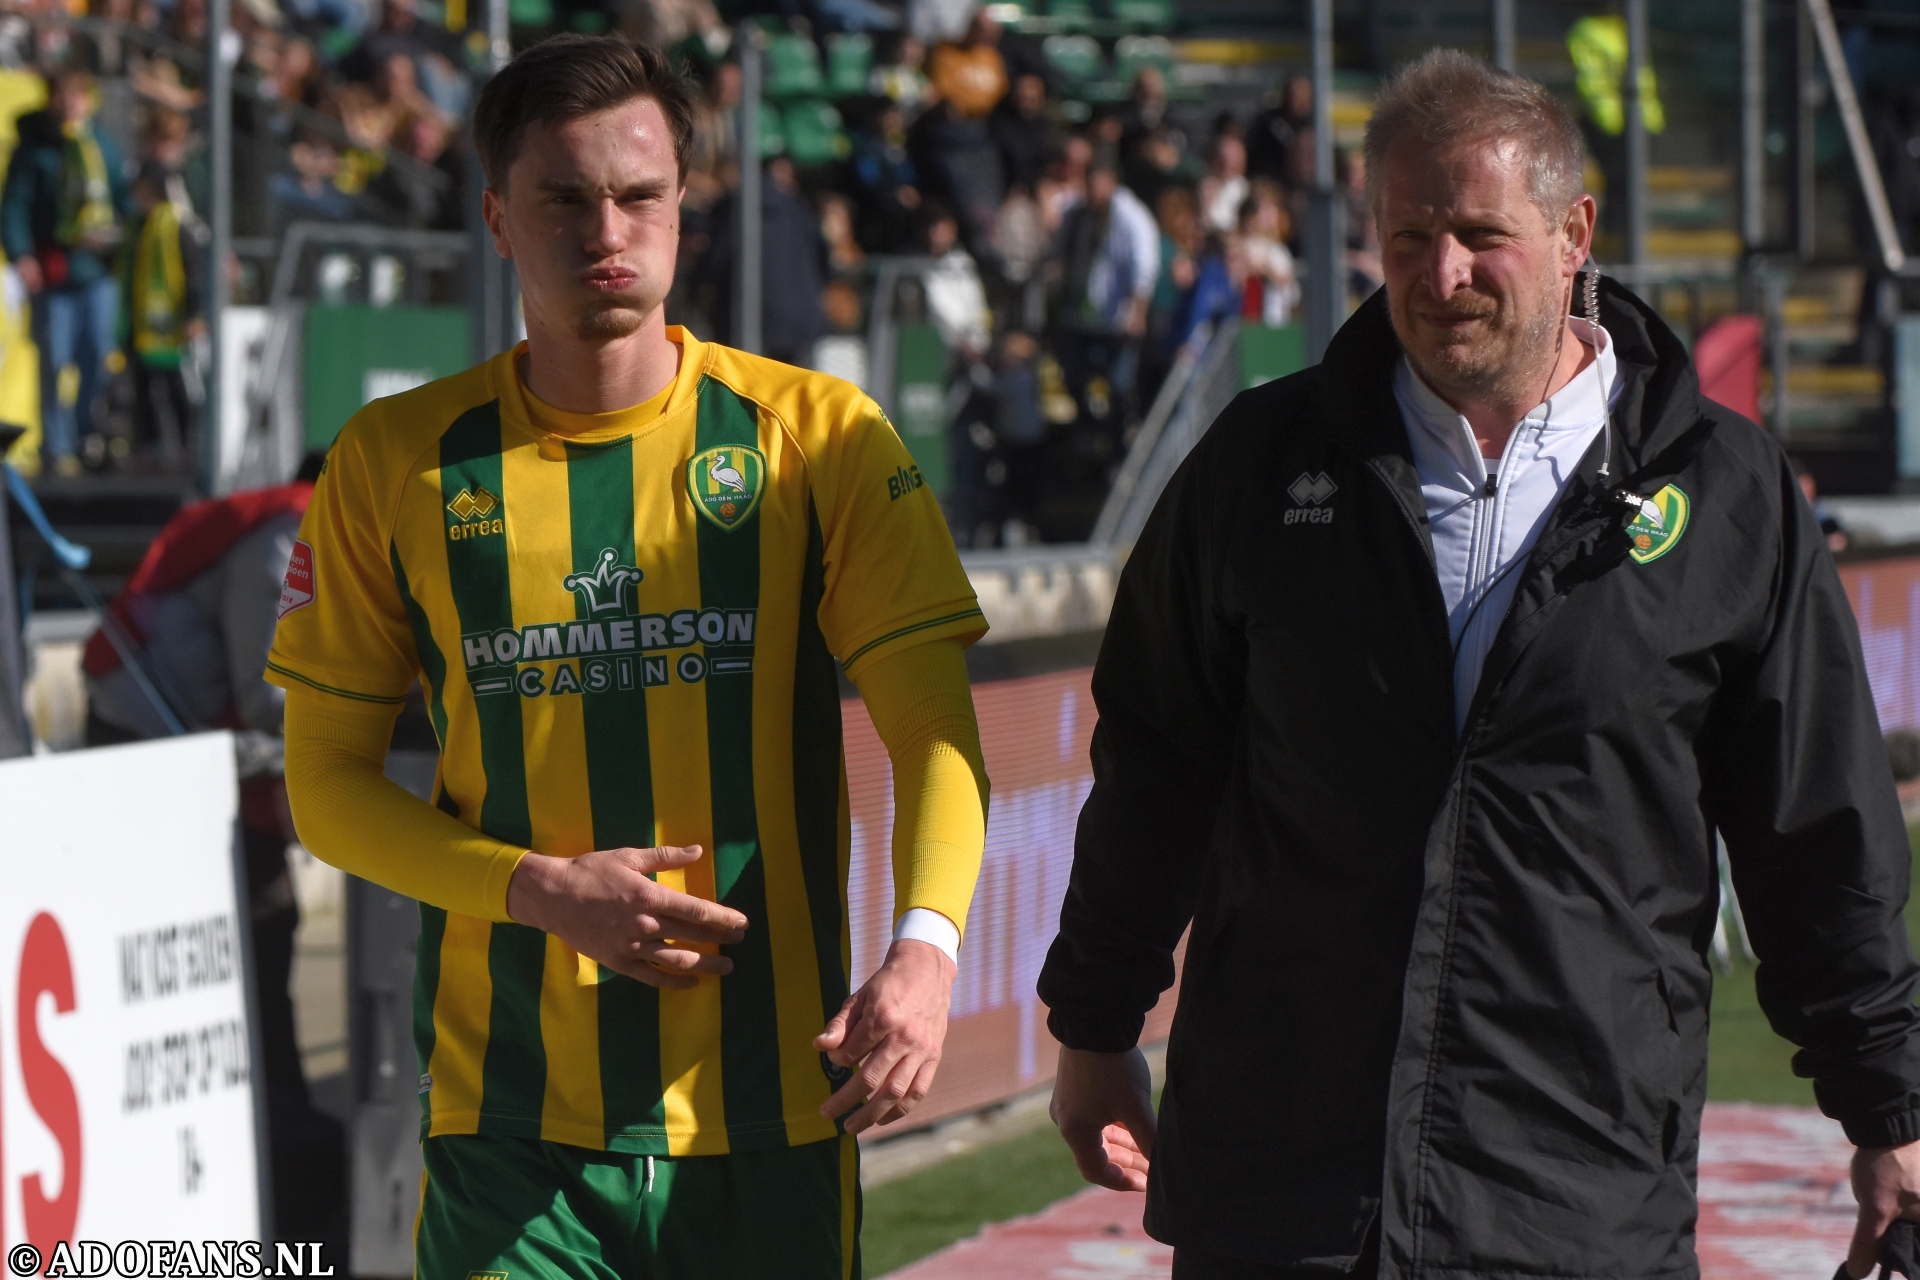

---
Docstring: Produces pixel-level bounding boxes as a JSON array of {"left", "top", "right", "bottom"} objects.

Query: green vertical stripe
[
  {"left": 438, "top": 401, "right": 546, "bottom": 1129},
  {"left": 792, "top": 502, "right": 849, "bottom": 1027},
  {"left": 695, "top": 378, "right": 785, "bottom": 1146},
  {"left": 391, "top": 542, "right": 449, "bottom": 751},
  {"left": 565, "top": 437, "right": 666, "bottom": 1141},
  {"left": 413, "top": 904, "right": 446, "bottom": 1136},
  {"left": 394, "top": 542, "right": 457, "bottom": 1136}
]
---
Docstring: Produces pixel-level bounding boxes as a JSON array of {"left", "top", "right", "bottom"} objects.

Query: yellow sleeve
[
  {"left": 283, "top": 685, "right": 527, "bottom": 921},
  {"left": 850, "top": 638, "right": 988, "bottom": 938},
  {"left": 816, "top": 398, "right": 987, "bottom": 680},
  {"left": 265, "top": 417, "right": 420, "bottom": 704}
]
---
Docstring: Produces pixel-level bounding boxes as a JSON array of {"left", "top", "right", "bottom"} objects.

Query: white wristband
[{"left": 893, "top": 908, "right": 960, "bottom": 964}]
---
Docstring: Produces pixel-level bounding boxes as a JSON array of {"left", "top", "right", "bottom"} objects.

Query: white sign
[{"left": 0, "top": 734, "right": 259, "bottom": 1259}]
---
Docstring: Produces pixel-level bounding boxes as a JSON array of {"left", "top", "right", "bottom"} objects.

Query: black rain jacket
[{"left": 1036, "top": 280, "right": 1920, "bottom": 1278}]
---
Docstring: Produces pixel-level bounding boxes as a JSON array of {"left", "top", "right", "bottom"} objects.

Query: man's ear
[{"left": 482, "top": 186, "right": 513, "bottom": 261}]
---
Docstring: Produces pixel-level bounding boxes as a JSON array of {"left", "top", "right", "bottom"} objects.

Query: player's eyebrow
[{"left": 535, "top": 177, "right": 675, "bottom": 199}]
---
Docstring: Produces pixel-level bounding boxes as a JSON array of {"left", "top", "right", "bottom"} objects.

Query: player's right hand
[
  {"left": 1051, "top": 1046, "right": 1157, "bottom": 1193},
  {"left": 505, "top": 845, "right": 749, "bottom": 990}
]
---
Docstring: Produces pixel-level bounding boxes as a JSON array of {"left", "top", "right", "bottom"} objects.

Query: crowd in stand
[{"left": 0, "top": 0, "right": 1382, "bottom": 543}]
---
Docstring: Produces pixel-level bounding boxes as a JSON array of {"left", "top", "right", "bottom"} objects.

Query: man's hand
[
  {"left": 1051, "top": 1045, "right": 1155, "bottom": 1192},
  {"left": 1125, "top": 297, "right": 1149, "bottom": 337},
  {"left": 14, "top": 255, "right": 41, "bottom": 293},
  {"left": 1847, "top": 1140, "right": 1920, "bottom": 1277},
  {"left": 505, "top": 845, "right": 747, "bottom": 990},
  {"left": 815, "top": 938, "right": 956, "bottom": 1134}
]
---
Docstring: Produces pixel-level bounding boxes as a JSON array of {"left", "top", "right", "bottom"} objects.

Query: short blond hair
[{"left": 1364, "top": 48, "right": 1584, "bottom": 219}]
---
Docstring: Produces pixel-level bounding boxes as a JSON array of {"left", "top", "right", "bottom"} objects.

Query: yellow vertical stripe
[
  {"left": 425, "top": 912, "right": 493, "bottom": 1132},
  {"left": 749, "top": 447, "right": 835, "bottom": 1144},
  {"left": 635, "top": 413, "right": 729, "bottom": 1155},
  {"left": 500, "top": 434, "right": 606, "bottom": 1146}
]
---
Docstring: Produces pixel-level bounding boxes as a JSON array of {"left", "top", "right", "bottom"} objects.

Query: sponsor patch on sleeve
[{"left": 278, "top": 539, "right": 316, "bottom": 618}]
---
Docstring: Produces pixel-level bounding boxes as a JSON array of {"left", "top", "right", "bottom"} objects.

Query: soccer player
[{"left": 267, "top": 35, "right": 988, "bottom": 1279}]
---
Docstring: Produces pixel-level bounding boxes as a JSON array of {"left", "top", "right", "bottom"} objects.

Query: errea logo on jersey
[
  {"left": 1285, "top": 471, "right": 1337, "bottom": 525},
  {"left": 446, "top": 485, "right": 503, "bottom": 540}
]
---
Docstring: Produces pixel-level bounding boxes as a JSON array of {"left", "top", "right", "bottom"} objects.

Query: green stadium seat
[
  {"left": 1113, "top": 35, "right": 1175, "bottom": 86},
  {"left": 782, "top": 100, "right": 849, "bottom": 167},
  {"left": 753, "top": 102, "right": 787, "bottom": 158},
  {"left": 1043, "top": 33, "right": 1104, "bottom": 89},
  {"left": 506, "top": 0, "right": 551, "bottom": 24},
  {"left": 1046, "top": 0, "right": 1094, "bottom": 31},
  {"left": 765, "top": 33, "right": 825, "bottom": 100},
  {"left": 1113, "top": 0, "right": 1173, "bottom": 30},
  {"left": 824, "top": 33, "right": 873, "bottom": 98}
]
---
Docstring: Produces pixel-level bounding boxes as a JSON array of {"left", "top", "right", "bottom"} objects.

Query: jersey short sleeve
[
  {"left": 817, "top": 400, "right": 986, "bottom": 679},
  {"left": 265, "top": 418, "right": 420, "bottom": 704}
]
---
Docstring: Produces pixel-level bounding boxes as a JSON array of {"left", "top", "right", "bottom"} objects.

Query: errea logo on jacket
[{"left": 1285, "top": 472, "right": 1337, "bottom": 525}]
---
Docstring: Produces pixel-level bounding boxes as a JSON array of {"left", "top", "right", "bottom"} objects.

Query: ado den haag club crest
[
  {"left": 687, "top": 444, "right": 767, "bottom": 531},
  {"left": 1625, "top": 484, "right": 1690, "bottom": 565}
]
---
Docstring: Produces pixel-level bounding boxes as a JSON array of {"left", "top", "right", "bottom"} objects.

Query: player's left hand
[
  {"left": 815, "top": 938, "right": 957, "bottom": 1134},
  {"left": 1846, "top": 1138, "right": 1920, "bottom": 1277}
]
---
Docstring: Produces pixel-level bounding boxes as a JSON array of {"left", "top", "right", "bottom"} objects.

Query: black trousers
[{"left": 1172, "top": 1228, "right": 1380, "bottom": 1280}]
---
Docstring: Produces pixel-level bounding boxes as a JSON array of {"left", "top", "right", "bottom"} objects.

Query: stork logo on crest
[{"left": 687, "top": 444, "right": 768, "bottom": 532}]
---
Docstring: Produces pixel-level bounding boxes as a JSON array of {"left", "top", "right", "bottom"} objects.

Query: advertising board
[{"left": 0, "top": 734, "right": 261, "bottom": 1261}]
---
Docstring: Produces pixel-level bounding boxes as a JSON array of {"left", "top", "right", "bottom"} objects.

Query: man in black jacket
[{"left": 1038, "top": 49, "right": 1920, "bottom": 1280}]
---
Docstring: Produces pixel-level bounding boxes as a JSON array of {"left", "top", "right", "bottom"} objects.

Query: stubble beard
[
  {"left": 1401, "top": 271, "right": 1568, "bottom": 408},
  {"left": 574, "top": 298, "right": 647, "bottom": 343}
]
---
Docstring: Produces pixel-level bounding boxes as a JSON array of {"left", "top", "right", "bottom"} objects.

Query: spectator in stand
[
  {"left": 1117, "top": 64, "right": 1167, "bottom": 166},
  {"left": 2, "top": 66, "right": 131, "bottom": 475},
  {"left": 928, "top": 9, "right": 1007, "bottom": 119},
  {"left": 1237, "top": 182, "right": 1298, "bottom": 327},
  {"left": 922, "top": 199, "right": 990, "bottom": 357},
  {"left": 683, "top": 57, "right": 739, "bottom": 216},
  {"left": 846, "top": 96, "right": 921, "bottom": 252},
  {"left": 818, "top": 190, "right": 865, "bottom": 277},
  {"left": 869, "top": 31, "right": 930, "bottom": 114},
  {"left": 1198, "top": 129, "right": 1248, "bottom": 234},
  {"left": 270, "top": 125, "right": 355, "bottom": 223},
  {"left": 124, "top": 157, "right": 204, "bottom": 472},
  {"left": 991, "top": 71, "right": 1053, "bottom": 196},
  {"left": 909, "top": 92, "right": 1004, "bottom": 271},
  {"left": 1039, "top": 130, "right": 1092, "bottom": 233},
  {"left": 1138, "top": 184, "right": 1197, "bottom": 413},
  {"left": 1052, "top": 151, "right": 1158, "bottom": 457},
  {"left": 1246, "top": 72, "right": 1312, "bottom": 187},
  {"left": 705, "top": 154, "right": 826, "bottom": 365},
  {"left": 1168, "top": 227, "right": 1235, "bottom": 353},
  {"left": 338, "top": 0, "right": 462, "bottom": 87},
  {"left": 1126, "top": 125, "right": 1198, "bottom": 215}
]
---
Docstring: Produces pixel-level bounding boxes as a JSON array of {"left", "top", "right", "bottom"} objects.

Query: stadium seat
[
  {"left": 782, "top": 99, "right": 848, "bottom": 167},
  {"left": 1113, "top": 0, "right": 1173, "bottom": 30},
  {"left": 824, "top": 32, "right": 873, "bottom": 98},
  {"left": 1042, "top": 33, "right": 1105, "bottom": 90},
  {"left": 765, "top": 33, "right": 825, "bottom": 100},
  {"left": 1114, "top": 34, "right": 1175, "bottom": 85},
  {"left": 753, "top": 102, "right": 788, "bottom": 158},
  {"left": 1046, "top": 0, "right": 1095, "bottom": 31}
]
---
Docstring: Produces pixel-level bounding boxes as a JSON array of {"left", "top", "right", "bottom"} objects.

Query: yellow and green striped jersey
[{"left": 266, "top": 329, "right": 985, "bottom": 1155}]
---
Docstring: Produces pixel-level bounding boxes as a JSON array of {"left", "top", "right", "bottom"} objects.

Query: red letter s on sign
[{"left": 18, "top": 912, "right": 81, "bottom": 1256}]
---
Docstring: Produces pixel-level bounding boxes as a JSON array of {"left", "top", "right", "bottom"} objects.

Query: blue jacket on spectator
[{"left": 1, "top": 107, "right": 131, "bottom": 289}]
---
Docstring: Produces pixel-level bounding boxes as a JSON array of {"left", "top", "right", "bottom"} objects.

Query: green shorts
[{"left": 415, "top": 1133, "right": 861, "bottom": 1280}]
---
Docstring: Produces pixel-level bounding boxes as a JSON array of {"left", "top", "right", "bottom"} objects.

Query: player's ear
[{"left": 482, "top": 187, "right": 513, "bottom": 261}]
